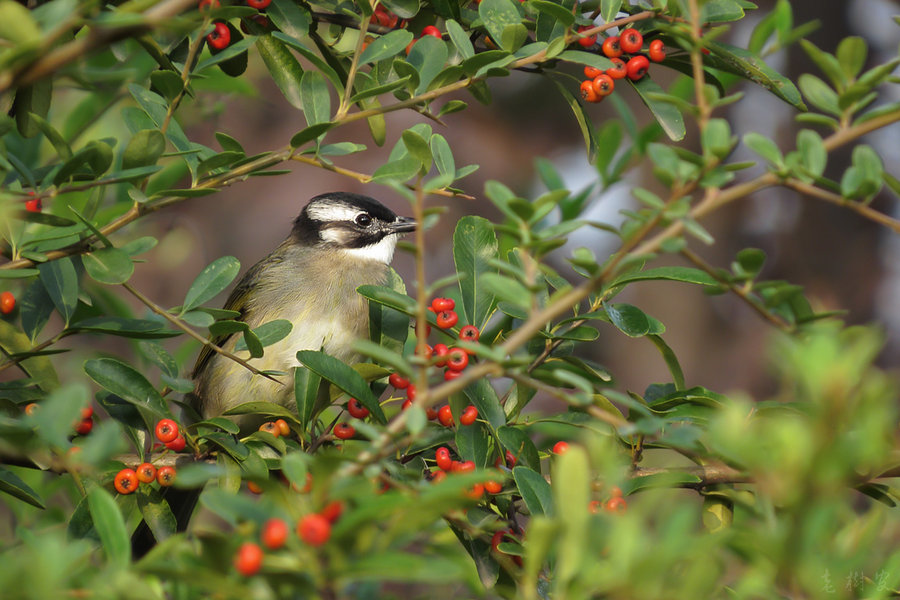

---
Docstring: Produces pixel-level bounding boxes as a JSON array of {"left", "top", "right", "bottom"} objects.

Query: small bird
[{"left": 191, "top": 191, "right": 416, "bottom": 423}]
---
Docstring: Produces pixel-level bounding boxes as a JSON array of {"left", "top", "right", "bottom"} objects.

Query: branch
[{"left": 784, "top": 179, "right": 900, "bottom": 234}]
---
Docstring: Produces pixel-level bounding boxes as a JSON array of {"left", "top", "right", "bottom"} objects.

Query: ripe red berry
[
  {"left": 431, "top": 297, "right": 455, "bottom": 312},
  {"left": 433, "top": 343, "right": 450, "bottom": 366},
  {"left": 484, "top": 480, "right": 502, "bottom": 494},
  {"left": 426, "top": 407, "right": 438, "bottom": 420},
  {"left": 610, "top": 485, "right": 623, "bottom": 497},
  {"left": 234, "top": 542, "right": 263, "bottom": 576},
  {"left": 421, "top": 25, "right": 441, "bottom": 39},
  {"left": 552, "top": 441, "right": 570, "bottom": 455},
  {"left": 592, "top": 73, "right": 615, "bottom": 97},
  {"left": 24, "top": 196, "right": 42, "bottom": 213},
  {"left": 320, "top": 500, "right": 344, "bottom": 523},
  {"left": 446, "top": 348, "right": 469, "bottom": 372},
  {"left": 576, "top": 25, "right": 596, "bottom": 47},
  {"left": 165, "top": 435, "right": 186, "bottom": 452},
  {"left": 333, "top": 422, "right": 355, "bottom": 440},
  {"left": 407, "top": 384, "right": 416, "bottom": 401},
  {"left": 588, "top": 499, "right": 602, "bottom": 513},
  {"left": 207, "top": 21, "right": 231, "bottom": 51},
  {"left": 453, "top": 460, "right": 476, "bottom": 474},
  {"left": 436, "top": 310, "right": 458, "bottom": 329},
  {"left": 0, "top": 291, "right": 15, "bottom": 315},
  {"left": 626, "top": 55, "right": 650, "bottom": 80},
  {"left": 491, "top": 530, "right": 507, "bottom": 553},
  {"left": 24, "top": 402, "right": 38, "bottom": 416},
  {"left": 388, "top": 372, "right": 409, "bottom": 389},
  {"left": 81, "top": 406, "right": 93, "bottom": 420},
  {"left": 274, "top": 419, "right": 290, "bottom": 437},
  {"left": 157, "top": 465, "right": 176, "bottom": 486},
  {"left": 605, "top": 496, "right": 627, "bottom": 513},
  {"left": 459, "top": 405, "right": 478, "bottom": 426},
  {"left": 601, "top": 36, "right": 622, "bottom": 58},
  {"left": 619, "top": 28, "right": 643, "bottom": 53},
  {"left": 437, "top": 405, "right": 454, "bottom": 427},
  {"left": 648, "top": 39, "right": 666, "bottom": 62},
  {"left": 444, "top": 368, "right": 463, "bottom": 381},
  {"left": 114, "top": 468, "right": 138, "bottom": 494},
  {"left": 246, "top": 0, "right": 270, "bottom": 8},
  {"left": 458, "top": 325, "right": 480, "bottom": 344},
  {"left": 261, "top": 518, "right": 289, "bottom": 549},
  {"left": 155, "top": 418, "right": 179, "bottom": 443},
  {"left": 74, "top": 418, "right": 93, "bottom": 435},
  {"left": 466, "top": 483, "right": 485, "bottom": 499},
  {"left": 431, "top": 469, "right": 447, "bottom": 483},
  {"left": 583, "top": 65, "right": 603, "bottom": 79},
  {"left": 297, "top": 513, "right": 331, "bottom": 546},
  {"left": 580, "top": 79, "right": 600, "bottom": 103},
  {"left": 416, "top": 343, "right": 433, "bottom": 360},
  {"left": 136, "top": 462, "right": 157, "bottom": 484},
  {"left": 347, "top": 398, "right": 369, "bottom": 419},
  {"left": 247, "top": 481, "right": 263, "bottom": 494},
  {"left": 259, "top": 421, "right": 279, "bottom": 436},
  {"left": 435, "top": 447, "right": 453, "bottom": 471},
  {"left": 606, "top": 57, "right": 627, "bottom": 79}
]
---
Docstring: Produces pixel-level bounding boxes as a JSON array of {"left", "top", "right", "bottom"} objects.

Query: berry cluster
[
  {"left": 588, "top": 485, "right": 627, "bottom": 513},
  {"left": 576, "top": 27, "right": 666, "bottom": 103},
  {"left": 258, "top": 418, "right": 291, "bottom": 437},
  {"left": 113, "top": 419, "right": 186, "bottom": 494},
  {"left": 431, "top": 446, "right": 502, "bottom": 498},
  {"left": 24, "top": 402, "right": 94, "bottom": 435},
  {"left": 233, "top": 503, "right": 341, "bottom": 575}
]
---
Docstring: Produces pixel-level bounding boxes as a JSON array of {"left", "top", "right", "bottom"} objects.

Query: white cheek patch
[
  {"left": 307, "top": 204, "right": 361, "bottom": 223},
  {"left": 321, "top": 226, "right": 351, "bottom": 245},
  {"left": 341, "top": 234, "right": 399, "bottom": 264}
]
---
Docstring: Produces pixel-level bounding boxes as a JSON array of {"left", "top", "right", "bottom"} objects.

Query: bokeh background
[{"left": 114, "top": 0, "right": 900, "bottom": 403}]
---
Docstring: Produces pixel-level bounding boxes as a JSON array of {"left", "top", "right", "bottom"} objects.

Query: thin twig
[{"left": 784, "top": 179, "right": 900, "bottom": 234}]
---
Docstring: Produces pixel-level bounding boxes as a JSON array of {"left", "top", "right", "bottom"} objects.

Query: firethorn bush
[{"left": 1, "top": 0, "right": 900, "bottom": 597}]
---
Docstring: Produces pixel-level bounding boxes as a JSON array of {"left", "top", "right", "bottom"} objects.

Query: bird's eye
[{"left": 355, "top": 213, "right": 372, "bottom": 227}]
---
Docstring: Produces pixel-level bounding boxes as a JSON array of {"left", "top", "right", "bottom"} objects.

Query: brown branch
[{"left": 784, "top": 179, "right": 900, "bottom": 234}]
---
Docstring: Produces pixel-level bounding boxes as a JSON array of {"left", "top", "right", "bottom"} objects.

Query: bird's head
[{"left": 291, "top": 192, "right": 416, "bottom": 263}]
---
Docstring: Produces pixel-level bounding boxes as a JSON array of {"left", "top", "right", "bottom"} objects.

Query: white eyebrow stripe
[{"left": 306, "top": 204, "right": 361, "bottom": 222}]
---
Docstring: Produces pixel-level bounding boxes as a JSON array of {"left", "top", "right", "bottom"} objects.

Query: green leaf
[
  {"left": 0, "top": 466, "right": 45, "bottom": 509},
  {"left": 149, "top": 70, "right": 183, "bottom": 102},
  {"left": 445, "top": 19, "right": 475, "bottom": 59},
  {"left": 479, "top": 0, "right": 524, "bottom": 53},
  {"left": 88, "top": 486, "right": 130, "bottom": 568},
  {"left": 359, "top": 29, "right": 414, "bottom": 65},
  {"left": 300, "top": 70, "right": 331, "bottom": 126},
  {"left": 256, "top": 34, "right": 305, "bottom": 110},
  {"left": 610, "top": 266, "right": 720, "bottom": 288},
  {"left": 136, "top": 487, "right": 177, "bottom": 543},
  {"left": 30, "top": 113, "right": 72, "bottom": 160},
  {"left": 294, "top": 365, "right": 321, "bottom": 431},
  {"left": 82, "top": 248, "right": 134, "bottom": 285},
  {"left": 463, "top": 377, "right": 507, "bottom": 431},
  {"left": 38, "top": 258, "right": 79, "bottom": 325},
  {"left": 453, "top": 216, "right": 499, "bottom": 330},
  {"left": 84, "top": 358, "right": 168, "bottom": 416},
  {"left": 407, "top": 35, "right": 449, "bottom": 94},
  {"left": 370, "top": 155, "right": 421, "bottom": 183},
  {"left": 267, "top": 0, "right": 311, "bottom": 39},
  {"left": 401, "top": 129, "right": 432, "bottom": 172},
  {"left": 605, "top": 303, "right": 660, "bottom": 337},
  {"left": 798, "top": 73, "right": 840, "bottom": 115},
  {"left": 357, "top": 285, "right": 417, "bottom": 316},
  {"left": 743, "top": 132, "right": 783, "bottom": 166},
  {"left": 512, "top": 466, "right": 554, "bottom": 516},
  {"left": 705, "top": 41, "right": 806, "bottom": 110},
  {"left": 600, "top": 0, "right": 623, "bottom": 24},
  {"left": 181, "top": 256, "right": 240, "bottom": 314},
  {"left": 701, "top": 0, "right": 745, "bottom": 23},
  {"left": 122, "top": 129, "right": 167, "bottom": 171},
  {"left": 553, "top": 446, "right": 591, "bottom": 587},
  {"left": 430, "top": 133, "right": 455, "bottom": 178},
  {"left": 629, "top": 77, "right": 686, "bottom": 142},
  {"left": 290, "top": 122, "right": 336, "bottom": 149},
  {"left": 234, "top": 319, "right": 292, "bottom": 352},
  {"left": 550, "top": 78, "right": 598, "bottom": 161},
  {"left": 558, "top": 50, "right": 613, "bottom": 71},
  {"left": 648, "top": 334, "right": 686, "bottom": 390},
  {"left": 796, "top": 129, "right": 826, "bottom": 177},
  {"left": 296, "top": 350, "right": 385, "bottom": 423},
  {"left": 13, "top": 80, "right": 52, "bottom": 138},
  {"left": 836, "top": 36, "right": 866, "bottom": 80},
  {"left": 498, "top": 426, "right": 541, "bottom": 471}
]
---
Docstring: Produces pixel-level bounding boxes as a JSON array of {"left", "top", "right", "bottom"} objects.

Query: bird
[{"left": 191, "top": 191, "right": 416, "bottom": 424}]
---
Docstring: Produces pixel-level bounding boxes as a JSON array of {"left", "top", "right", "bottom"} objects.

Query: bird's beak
[{"left": 389, "top": 216, "right": 417, "bottom": 234}]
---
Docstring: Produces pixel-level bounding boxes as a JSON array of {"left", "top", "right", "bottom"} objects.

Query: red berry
[
  {"left": 234, "top": 542, "right": 263, "bottom": 576},
  {"left": 274, "top": 419, "right": 290, "bottom": 437},
  {"left": 459, "top": 405, "right": 478, "bottom": 426},
  {"left": 588, "top": 499, "right": 602, "bottom": 513},
  {"left": 584, "top": 65, "right": 603, "bottom": 79},
  {"left": 458, "top": 325, "right": 480, "bottom": 344},
  {"left": 261, "top": 518, "right": 289, "bottom": 549},
  {"left": 157, "top": 465, "right": 176, "bottom": 486},
  {"left": 259, "top": 421, "right": 279, "bottom": 436},
  {"left": 491, "top": 530, "right": 507, "bottom": 553},
  {"left": 435, "top": 447, "right": 453, "bottom": 471},
  {"left": 606, "top": 57, "right": 627, "bottom": 79},
  {"left": 484, "top": 480, "right": 502, "bottom": 494},
  {"left": 552, "top": 441, "right": 569, "bottom": 455},
  {"left": 388, "top": 372, "right": 409, "bottom": 389},
  {"left": 165, "top": 435, "right": 186, "bottom": 452},
  {"left": 0, "top": 291, "right": 15, "bottom": 315},
  {"left": 444, "top": 368, "right": 463, "bottom": 381},
  {"left": 246, "top": 0, "right": 270, "bottom": 8},
  {"left": 431, "top": 469, "right": 447, "bottom": 483},
  {"left": 494, "top": 450, "right": 516, "bottom": 468},
  {"left": 421, "top": 25, "right": 441, "bottom": 39},
  {"left": 298, "top": 513, "right": 331, "bottom": 546},
  {"left": 610, "top": 485, "right": 623, "bottom": 497},
  {"left": 446, "top": 348, "right": 469, "bottom": 372},
  {"left": 300, "top": 472, "right": 313, "bottom": 493},
  {"left": 333, "top": 422, "right": 355, "bottom": 440},
  {"left": 247, "top": 481, "right": 263, "bottom": 494},
  {"left": 426, "top": 407, "right": 438, "bottom": 420},
  {"left": 626, "top": 55, "right": 650, "bottom": 80},
  {"left": 453, "top": 460, "right": 476, "bottom": 474},
  {"left": 198, "top": 0, "right": 220, "bottom": 11},
  {"left": 320, "top": 500, "right": 344, "bottom": 523},
  {"left": 24, "top": 402, "right": 38, "bottom": 415},
  {"left": 435, "top": 310, "right": 458, "bottom": 329},
  {"left": 74, "top": 418, "right": 93, "bottom": 435},
  {"left": 406, "top": 384, "right": 416, "bottom": 401},
  {"left": 155, "top": 419, "right": 179, "bottom": 443},
  {"left": 592, "top": 73, "right": 615, "bottom": 97},
  {"left": 437, "top": 405, "right": 454, "bottom": 427},
  {"left": 81, "top": 406, "right": 94, "bottom": 420},
  {"left": 580, "top": 80, "right": 600, "bottom": 103},
  {"left": 207, "top": 21, "right": 231, "bottom": 51},
  {"left": 136, "top": 462, "right": 157, "bottom": 483},
  {"left": 466, "top": 483, "right": 485, "bottom": 499},
  {"left": 24, "top": 197, "right": 42, "bottom": 213},
  {"left": 605, "top": 496, "right": 627, "bottom": 513},
  {"left": 114, "top": 468, "right": 138, "bottom": 494},
  {"left": 347, "top": 398, "right": 369, "bottom": 419},
  {"left": 648, "top": 39, "right": 666, "bottom": 62},
  {"left": 431, "top": 297, "right": 455, "bottom": 312},
  {"left": 416, "top": 343, "right": 433, "bottom": 360},
  {"left": 619, "top": 28, "right": 643, "bottom": 53},
  {"left": 601, "top": 36, "right": 622, "bottom": 58},
  {"left": 576, "top": 25, "right": 596, "bottom": 47}
]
